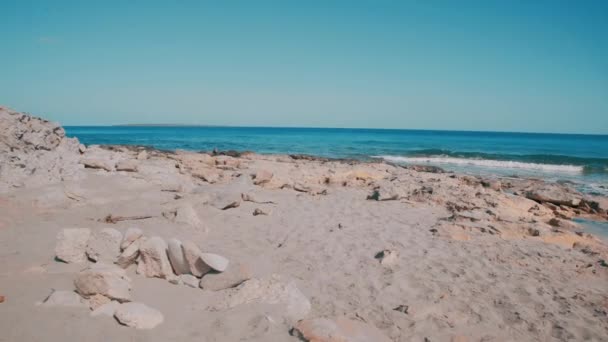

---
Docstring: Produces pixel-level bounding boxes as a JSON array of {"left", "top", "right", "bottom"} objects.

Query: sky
[{"left": 1, "top": 1, "right": 607, "bottom": 133}]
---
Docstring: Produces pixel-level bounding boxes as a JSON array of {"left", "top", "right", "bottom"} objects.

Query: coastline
[{"left": 1, "top": 106, "right": 608, "bottom": 341}]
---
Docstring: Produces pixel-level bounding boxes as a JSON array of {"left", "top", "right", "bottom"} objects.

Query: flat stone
[
  {"left": 213, "top": 275, "right": 310, "bottom": 322},
  {"left": 200, "top": 253, "right": 229, "bottom": 272},
  {"left": 41, "top": 290, "right": 87, "bottom": 308},
  {"left": 55, "top": 228, "right": 91, "bottom": 263},
  {"left": 291, "top": 317, "right": 392, "bottom": 342},
  {"left": 199, "top": 262, "right": 252, "bottom": 291},
  {"left": 74, "top": 263, "right": 132, "bottom": 302},
  {"left": 179, "top": 274, "right": 199, "bottom": 288},
  {"left": 208, "top": 192, "right": 242, "bottom": 210},
  {"left": 174, "top": 204, "right": 203, "bottom": 227},
  {"left": 137, "top": 236, "right": 174, "bottom": 279},
  {"left": 167, "top": 238, "right": 190, "bottom": 275},
  {"left": 114, "top": 302, "right": 164, "bottom": 329},
  {"left": 86, "top": 228, "right": 123, "bottom": 263}
]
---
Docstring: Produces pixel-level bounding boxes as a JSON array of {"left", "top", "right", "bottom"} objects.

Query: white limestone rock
[
  {"left": 137, "top": 236, "right": 174, "bottom": 279},
  {"left": 86, "top": 228, "right": 123, "bottom": 262},
  {"left": 55, "top": 228, "right": 91, "bottom": 263},
  {"left": 114, "top": 302, "right": 164, "bottom": 329},
  {"left": 167, "top": 238, "right": 190, "bottom": 275},
  {"left": 74, "top": 263, "right": 132, "bottom": 302}
]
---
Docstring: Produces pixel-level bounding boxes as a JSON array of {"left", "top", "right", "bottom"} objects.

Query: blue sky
[{"left": 1, "top": 1, "right": 607, "bottom": 133}]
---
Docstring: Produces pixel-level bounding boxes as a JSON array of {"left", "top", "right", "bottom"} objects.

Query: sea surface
[{"left": 65, "top": 126, "right": 608, "bottom": 195}]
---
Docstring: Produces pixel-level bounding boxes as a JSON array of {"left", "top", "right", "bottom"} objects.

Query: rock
[
  {"left": 291, "top": 317, "right": 392, "bottom": 342},
  {"left": 253, "top": 208, "right": 269, "bottom": 216},
  {"left": 182, "top": 241, "right": 211, "bottom": 277},
  {"left": 137, "top": 237, "right": 174, "bottom": 279},
  {"left": 404, "top": 165, "right": 445, "bottom": 173},
  {"left": 41, "top": 290, "right": 87, "bottom": 308},
  {"left": 136, "top": 150, "right": 148, "bottom": 160},
  {"left": 116, "top": 238, "right": 142, "bottom": 268},
  {"left": 167, "top": 239, "right": 190, "bottom": 275},
  {"left": 367, "top": 188, "right": 399, "bottom": 201},
  {"left": 213, "top": 275, "right": 310, "bottom": 322},
  {"left": 80, "top": 158, "right": 113, "bottom": 172},
  {"left": 78, "top": 144, "right": 86, "bottom": 153},
  {"left": 199, "top": 263, "right": 252, "bottom": 291},
  {"left": 115, "top": 160, "right": 138, "bottom": 172},
  {"left": 200, "top": 253, "right": 229, "bottom": 272},
  {"left": 252, "top": 169, "right": 273, "bottom": 185},
  {"left": 88, "top": 294, "right": 111, "bottom": 310},
  {"left": 525, "top": 185, "right": 582, "bottom": 207},
  {"left": 174, "top": 203, "right": 203, "bottom": 227},
  {"left": 0, "top": 295, "right": 4, "bottom": 303},
  {"left": 120, "top": 227, "right": 143, "bottom": 250},
  {"left": 114, "top": 302, "right": 164, "bottom": 329},
  {"left": 482, "top": 180, "right": 502, "bottom": 191},
  {"left": 375, "top": 249, "right": 398, "bottom": 266},
  {"left": 191, "top": 167, "right": 220, "bottom": 183},
  {"left": 528, "top": 228, "right": 541, "bottom": 237},
  {"left": 55, "top": 228, "right": 91, "bottom": 263},
  {"left": 74, "top": 263, "right": 132, "bottom": 302},
  {"left": 91, "top": 301, "right": 121, "bottom": 317},
  {"left": 86, "top": 228, "right": 123, "bottom": 262},
  {"left": 179, "top": 274, "right": 199, "bottom": 288}
]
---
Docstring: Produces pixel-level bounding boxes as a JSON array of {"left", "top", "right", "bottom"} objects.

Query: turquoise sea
[{"left": 65, "top": 126, "right": 608, "bottom": 195}]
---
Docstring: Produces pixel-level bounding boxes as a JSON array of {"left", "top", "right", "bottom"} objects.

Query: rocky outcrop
[{"left": 0, "top": 106, "right": 83, "bottom": 191}]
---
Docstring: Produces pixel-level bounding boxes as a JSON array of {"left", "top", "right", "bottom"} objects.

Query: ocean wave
[{"left": 376, "top": 155, "right": 584, "bottom": 173}]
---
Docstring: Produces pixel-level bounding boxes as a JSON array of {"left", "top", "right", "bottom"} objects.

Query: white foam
[{"left": 376, "top": 155, "right": 583, "bottom": 173}]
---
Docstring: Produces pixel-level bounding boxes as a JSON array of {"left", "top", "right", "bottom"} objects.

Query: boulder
[
  {"left": 120, "top": 227, "right": 143, "bottom": 250},
  {"left": 137, "top": 237, "right": 174, "bottom": 279},
  {"left": 55, "top": 228, "right": 91, "bottom": 263},
  {"left": 179, "top": 274, "right": 199, "bottom": 288},
  {"left": 291, "top": 317, "right": 391, "bottom": 342},
  {"left": 74, "top": 263, "right": 132, "bottom": 302},
  {"left": 80, "top": 158, "right": 113, "bottom": 172},
  {"left": 182, "top": 241, "right": 211, "bottom": 277},
  {"left": 116, "top": 238, "right": 142, "bottom": 268},
  {"left": 213, "top": 275, "right": 310, "bottom": 322},
  {"left": 78, "top": 144, "right": 86, "bottom": 153},
  {"left": 252, "top": 169, "right": 273, "bottom": 185},
  {"left": 91, "top": 301, "right": 121, "bottom": 317},
  {"left": 41, "top": 290, "right": 87, "bottom": 308},
  {"left": 167, "top": 239, "right": 190, "bottom": 275},
  {"left": 115, "top": 160, "right": 138, "bottom": 172},
  {"left": 114, "top": 302, "right": 164, "bottom": 329},
  {"left": 86, "top": 228, "right": 123, "bottom": 262},
  {"left": 199, "top": 263, "right": 252, "bottom": 291},
  {"left": 525, "top": 185, "right": 582, "bottom": 207},
  {"left": 200, "top": 253, "right": 229, "bottom": 272}
]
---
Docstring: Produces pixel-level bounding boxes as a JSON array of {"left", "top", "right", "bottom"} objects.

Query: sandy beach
[{"left": 1, "top": 107, "right": 607, "bottom": 341}]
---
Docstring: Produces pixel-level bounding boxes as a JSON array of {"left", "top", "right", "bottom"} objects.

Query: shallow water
[
  {"left": 66, "top": 126, "right": 608, "bottom": 194},
  {"left": 573, "top": 218, "right": 608, "bottom": 240}
]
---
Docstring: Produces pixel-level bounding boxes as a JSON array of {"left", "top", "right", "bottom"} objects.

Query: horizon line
[{"left": 61, "top": 123, "right": 608, "bottom": 137}]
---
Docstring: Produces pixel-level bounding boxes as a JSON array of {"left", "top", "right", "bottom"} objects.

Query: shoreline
[{"left": 2, "top": 106, "right": 608, "bottom": 341}]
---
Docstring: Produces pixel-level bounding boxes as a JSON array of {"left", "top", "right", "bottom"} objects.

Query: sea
[{"left": 65, "top": 126, "right": 608, "bottom": 196}]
